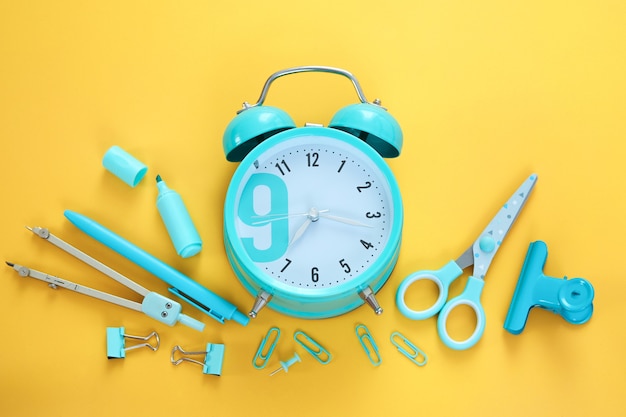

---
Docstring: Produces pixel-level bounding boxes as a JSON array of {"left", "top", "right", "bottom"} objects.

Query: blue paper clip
[
  {"left": 355, "top": 324, "right": 382, "bottom": 366},
  {"left": 294, "top": 330, "right": 332, "bottom": 364},
  {"left": 390, "top": 331, "right": 427, "bottom": 366},
  {"left": 106, "top": 327, "right": 159, "bottom": 359},
  {"left": 171, "top": 343, "right": 225, "bottom": 376},
  {"left": 253, "top": 327, "right": 281, "bottom": 369}
]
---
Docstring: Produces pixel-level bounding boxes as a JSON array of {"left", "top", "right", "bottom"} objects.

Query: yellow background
[{"left": 1, "top": 1, "right": 624, "bottom": 416}]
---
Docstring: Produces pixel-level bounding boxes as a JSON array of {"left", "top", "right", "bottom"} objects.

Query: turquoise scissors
[{"left": 396, "top": 174, "right": 537, "bottom": 350}]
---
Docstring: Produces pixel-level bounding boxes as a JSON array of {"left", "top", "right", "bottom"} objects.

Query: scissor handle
[
  {"left": 396, "top": 260, "right": 463, "bottom": 320},
  {"left": 436, "top": 276, "right": 486, "bottom": 350}
]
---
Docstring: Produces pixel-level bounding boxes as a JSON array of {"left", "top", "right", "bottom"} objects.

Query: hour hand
[
  {"left": 289, "top": 218, "right": 312, "bottom": 246},
  {"left": 289, "top": 207, "right": 322, "bottom": 246}
]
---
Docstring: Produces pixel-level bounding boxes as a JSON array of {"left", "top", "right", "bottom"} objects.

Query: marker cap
[{"left": 103, "top": 145, "right": 148, "bottom": 187}]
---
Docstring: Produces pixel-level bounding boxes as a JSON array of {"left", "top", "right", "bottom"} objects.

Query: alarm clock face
[{"left": 224, "top": 126, "right": 402, "bottom": 316}]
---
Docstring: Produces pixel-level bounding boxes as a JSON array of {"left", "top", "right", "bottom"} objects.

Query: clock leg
[
  {"left": 249, "top": 290, "right": 272, "bottom": 318},
  {"left": 359, "top": 286, "right": 383, "bottom": 315}
]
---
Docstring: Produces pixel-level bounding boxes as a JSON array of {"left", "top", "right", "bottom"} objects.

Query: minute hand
[{"left": 319, "top": 213, "right": 373, "bottom": 228}]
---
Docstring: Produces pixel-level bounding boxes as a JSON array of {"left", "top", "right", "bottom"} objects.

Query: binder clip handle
[
  {"left": 171, "top": 343, "right": 225, "bottom": 376},
  {"left": 106, "top": 327, "right": 160, "bottom": 359}
]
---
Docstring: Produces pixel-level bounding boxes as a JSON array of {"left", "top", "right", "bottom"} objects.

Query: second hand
[
  {"left": 253, "top": 209, "right": 373, "bottom": 228},
  {"left": 251, "top": 209, "right": 329, "bottom": 225}
]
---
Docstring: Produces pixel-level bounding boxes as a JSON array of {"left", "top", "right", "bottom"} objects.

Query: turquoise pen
[{"left": 64, "top": 210, "right": 249, "bottom": 326}]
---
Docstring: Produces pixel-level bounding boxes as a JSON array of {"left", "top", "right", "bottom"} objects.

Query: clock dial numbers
[
  {"left": 339, "top": 259, "right": 351, "bottom": 273},
  {"left": 306, "top": 152, "right": 319, "bottom": 167},
  {"left": 311, "top": 267, "right": 320, "bottom": 282},
  {"left": 361, "top": 239, "right": 374, "bottom": 249},
  {"left": 275, "top": 159, "right": 291, "bottom": 175},
  {"left": 237, "top": 173, "right": 289, "bottom": 262},
  {"left": 234, "top": 136, "right": 394, "bottom": 290},
  {"left": 356, "top": 181, "right": 372, "bottom": 192},
  {"left": 280, "top": 258, "right": 292, "bottom": 272}
]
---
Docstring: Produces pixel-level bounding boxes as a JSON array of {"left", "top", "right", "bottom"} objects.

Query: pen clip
[{"left": 168, "top": 287, "right": 225, "bottom": 324}]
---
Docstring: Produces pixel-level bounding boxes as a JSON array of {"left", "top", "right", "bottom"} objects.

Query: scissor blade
[
  {"left": 471, "top": 174, "right": 538, "bottom": 279},
  {"left": 455, "top": 246, "right": 474, "bottom": 270}
]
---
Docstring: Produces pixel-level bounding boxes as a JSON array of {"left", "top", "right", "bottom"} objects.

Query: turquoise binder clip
[
  {"left": 390, "top": 331, "right": 427, "bottom": 366},
  {"left": 504, "top": 240, "right": 595, "bottom": 334},
  {"left": 294, "top": 330, "right": 332, "bottom": 364},
  {"left": 106, "top": 327, "right": 160, "bottom": 359},
  {"left": 355, "top": 324, "right": 382, "bottom": 366},
  {"left": 171, "top": 343, "right": 225, "bottom": 376},
  {"left": 253, "top": 327, "right": 281, "bottom": 369}
]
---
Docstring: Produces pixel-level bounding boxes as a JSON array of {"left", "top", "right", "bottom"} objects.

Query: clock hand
[
  {"left": 289, "top": 218, "right": 312, "bottom": 246},
  {"left": 319, "top": 212, "right": 373, "bottom": 228},
  {"left": 252, "top": 209, "right": 329, "bottom": 225},
  {"left": 252, "top": 212, "right": 307, "bottom": 225},
  {"left": 289, "top": 207, "right": 321, "bottom": 246}
]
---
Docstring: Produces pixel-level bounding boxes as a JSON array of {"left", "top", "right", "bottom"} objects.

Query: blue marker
[
  {"left": 155, "top": 175, "right": 202, "bottom": 258},
  {"left": 64, "top": 210, "right": 249, "bottom": 326}
]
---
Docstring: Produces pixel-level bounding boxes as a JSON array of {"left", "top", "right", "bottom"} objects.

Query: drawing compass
[{"left": 6, "top": 226, "right": 205, "bottom": 331}]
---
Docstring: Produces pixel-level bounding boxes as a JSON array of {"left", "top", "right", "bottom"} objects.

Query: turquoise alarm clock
[{"left": 222, "top": 66, "right": 403, "bottom": 319}]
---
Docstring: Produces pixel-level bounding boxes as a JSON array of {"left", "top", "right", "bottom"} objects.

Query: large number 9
[{"left": 237, "top": 173, "right": 289, "bottom": 262}]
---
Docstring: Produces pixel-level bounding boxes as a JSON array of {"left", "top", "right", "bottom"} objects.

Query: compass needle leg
[{"left": 8, "top": 227, "right": 205, "bottom": 331}]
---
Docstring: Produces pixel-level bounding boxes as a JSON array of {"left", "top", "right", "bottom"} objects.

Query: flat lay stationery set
[{"left": 6, "top": 66, "right": 595, "bottom": 377}]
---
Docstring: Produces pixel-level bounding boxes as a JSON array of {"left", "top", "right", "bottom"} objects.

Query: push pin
[
  {"left": 504, "top": 240, "right": 595, "bottom": 335},
  {"left": 269, "top": 352, "right": 301, "bottom": 376},
  {"left": 106, "top": 327, "right": 160, "bottom": 359},
  {"left": 170, "top": 343, "right": 225, "bottom": 376}
]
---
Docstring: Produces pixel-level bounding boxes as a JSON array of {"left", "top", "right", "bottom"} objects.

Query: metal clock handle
[{"left": 240, "top": 66, "right": 376, "bottom": 112}]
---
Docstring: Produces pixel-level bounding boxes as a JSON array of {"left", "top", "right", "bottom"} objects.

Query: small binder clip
[
  {"left": 294, "top": 330, "right": 332, "bottom": 364},
  {"left": 390, "top": 331, "right": 427, "bottom": 366},
  {"left": 355, "top": 324, "right": 382, "bottom": 366},
  {"left": 171, "top": 343, "right": 225, "bottom": 376},
  {"left": 504, "top": 240, "right": 595, "bottom": 335},
  {"left": 106, "top": 327, "right": 160, "bottom": 359},
  {"left": 253, "top": 327, "right": 281, "bottom": 369}
]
